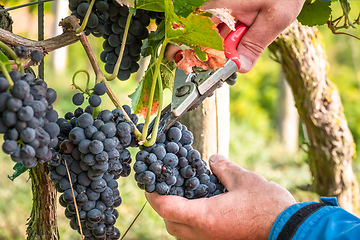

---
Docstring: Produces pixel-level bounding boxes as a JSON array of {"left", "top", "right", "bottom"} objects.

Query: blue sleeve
[{"left": 268, "top": 197, "right": 360, "bottom": 240}]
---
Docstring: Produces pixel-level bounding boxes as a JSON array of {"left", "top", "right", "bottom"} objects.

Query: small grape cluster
[
  {"left": 69, "top": 0, "right": 165, "bottom": 81},
  {"left": 50, "top": 105, "right": 138, "bottom": 239},
  {"left": 14, "top": 45, "right": 43, "bottom": 63},
  {"left": 72, "top": 82, "right": 107, "bottom": 110},
  {"left": 69, "top": 0, "right": 109, "bottom": 37},
  {"left": 101, "top": 5, "right": 152, "bottom": 81},
  {"left": 134, "top": 122, "right": 225, "bottom": 199},
  {"left": 0, "top": 70, "right": 59, "bottom": 168}
]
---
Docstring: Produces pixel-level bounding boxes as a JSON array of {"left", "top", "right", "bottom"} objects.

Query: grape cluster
[
  {"left": 14, "top": 45, "right": 44, "bottom": 63},
  {"left": 134, "top": 122, "right": 225, "bottom": 199},
  {"left": 69, "top": 0, "right": 165, "bottom": 81},
  {"left": 72, "top": 82, "right": 107, "bottom": 109},
  {"left": 0, "top": 70, "right": 59, "bottom": 168},
  {"left": 50, "top": 105, "right": 138, "bottom": 239}
]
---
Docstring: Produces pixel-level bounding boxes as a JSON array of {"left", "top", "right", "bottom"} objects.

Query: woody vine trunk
[
  {"left": 269, "top": 20, "right": 359, "bottom": 213},
  {"left": 27, "top": 165, "right": 59, "bottom": 240},
  {"left": 0, "top": 5, "right": 59, "bottom": 239}
]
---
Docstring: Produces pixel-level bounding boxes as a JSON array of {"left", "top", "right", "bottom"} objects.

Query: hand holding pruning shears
[{"left": 146, "top": 1, "right": 306, "bottom": 240}]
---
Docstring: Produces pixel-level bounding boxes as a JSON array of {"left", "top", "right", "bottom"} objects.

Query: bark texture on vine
[
  {"left": 0, "top": 15, "right": 80, "bottom": 53},
  {"left": 27, "top": 164, "right": 59, "bottom": 240},
  {"left": 0, "top": 6, "right": 59, "bottom": 239},
  {"left": 269, "top": 20, "right": 359, "bottom": 213}
]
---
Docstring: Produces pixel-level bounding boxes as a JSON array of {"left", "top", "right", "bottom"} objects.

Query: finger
[
  {"left": 164, "top": 219, "right": 195, "bottom": 240},
  {"left": 145, "top": 192, "right": 206, "bottom": 224},
  {"left": 235, "top": 5, "right": 301, "bottom": 73},
  {"left": 209, "top": 154, "right": 249, "bottom": 191},
  {"left": 165, "top": 44, "right": 181, "bottom": 61}
]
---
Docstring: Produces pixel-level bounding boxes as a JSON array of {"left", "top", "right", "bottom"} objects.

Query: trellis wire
[
  {"left": 0, "top": 0, "right": 56, "bottom": 13},
  {"left": 38, "top": 0, "right": 44, "bottom": 79}
]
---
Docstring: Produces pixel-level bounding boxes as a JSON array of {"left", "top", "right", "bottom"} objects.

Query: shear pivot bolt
[{"left": 175, "top": 85, "right": 191, "bottom": 97}]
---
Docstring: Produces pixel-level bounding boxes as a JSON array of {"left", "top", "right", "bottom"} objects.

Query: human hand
[
  {"left": 146, "top": 154, "right": 296, "bottom": 240},
  {"left": 166, "top": 0, "right": 305, "bottom": 73},
  {"left": 203, "top": 0, "right": 305, "bottom": 73}
]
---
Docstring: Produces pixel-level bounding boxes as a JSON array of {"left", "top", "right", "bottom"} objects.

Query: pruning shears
[{"left": 150, "top": 22, "right": 248, "bottom": 137}]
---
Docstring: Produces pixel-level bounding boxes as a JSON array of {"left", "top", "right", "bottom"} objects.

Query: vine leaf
[
  {"left": 297, "top": 0, "right": 332, "bottom": 26},
  {"left": 132, "top": 0, "right": 223, "bottom": 117},
  {"left": 129, "top": 58, "right": 160, "bottom": 117},
  {"left": 136, "top": 0, "right": 165, "bottom": 11},
  {"left": 165, "top": 0, "right": 223, "bottom": 51},
  {"left": 172, "top": 0, "right": 210, "bottom": 18},
  {"left": 8, "top": 162, "right": 28, "bottom": 181},
  {"left": 339, "top": 0, "right": 355, "bottom": 27},
  {"left": 129, "top": 57, "right": 176, "bottom": 117},
  {"left": 130, "top": 21, "right": 166, "bottom": 116},
  {"left": 0, "top": 51, "right": 11, "bottom": 72},
  {"left": 194, "top": 47, "right": 207, "bottom": 61},
  {"left": 161, "top": 58, "right": 176, "bottom": 90},
  {"left": 141, "top": 20, "right": 165, "bottom": 57}
]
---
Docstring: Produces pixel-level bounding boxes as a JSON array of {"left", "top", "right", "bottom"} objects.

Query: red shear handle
[{"left": 224, "top": 22, "right": 248, "bottom": 70}]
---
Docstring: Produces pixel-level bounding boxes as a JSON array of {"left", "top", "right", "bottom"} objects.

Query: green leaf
[
  {"left": 172, "top": 0, "right": 209, "bottom": 18},
  {"left": 339, "top": 0, "right": 355, "bottom": 27},
  {"left": 165, "top": 1, "right": 223, "bottom": 51},
  {"left": 297, "top": 0, "right": 332, "bottom": 27},
  {"left": 160, "top": 58, "right": 176, "bottom": 89},
  {"left": 339, "top": 0, "right": 351, "bottom": 15},
  {"left": 129, "top": 6, "right": 137, "bottom": 15},
  {"left": 0, "top": 50, "right": 11, "bottom": 72},
  {"left": 129, "top": 57, "right": 160, "bottom": 116},
  {"left": 130, "top": 57, "right": 176, "bottom": 115},
  {"left": 194, "top": 47, "right": 207, "bottom": 61},
  {"left": 8, "top": 162, "right": 28, "bottom": 181},
  {"left": 136, "top": 0, "right": 165, "bottom": 11},
  {"left": 141, "top": 21, "right": 165, "bottom": 57}
]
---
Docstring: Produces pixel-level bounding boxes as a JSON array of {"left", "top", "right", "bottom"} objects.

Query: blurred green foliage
[{"left": 0, "top": 0, "right": 359, "bottom": 239}]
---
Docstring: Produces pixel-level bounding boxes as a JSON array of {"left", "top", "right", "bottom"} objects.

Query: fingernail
[
  {"left": 209, "top": 154, "right": 225, "bottom": 164},
  {"left": 239, "top": 55, "right": 253, "bottom": 72}
]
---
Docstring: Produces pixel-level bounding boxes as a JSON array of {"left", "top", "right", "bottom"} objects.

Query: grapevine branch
[
  {"left": 327, "top": 13, "right": 360, "bottom": 40},
  {"left": 0, "top": 16, "right": 80, "bottom": 53}
]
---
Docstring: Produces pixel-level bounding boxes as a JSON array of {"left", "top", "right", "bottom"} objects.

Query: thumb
[
  {"left": 209, "top": 154, "right": 248, "bottom": 191},
  {"left": 236, "top": 12, "right": 296, "bottom": 73}
]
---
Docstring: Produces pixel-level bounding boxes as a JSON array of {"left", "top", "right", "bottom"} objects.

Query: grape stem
[
  {"left": 120, "top": 201, "right": 148, "bottom": 240},
  {"left": 76, "top": 0, "right": 96, "bottom": 34},
  {"left": 105, "top": 11, "right": 133, "bottom": 81},
  {"left": 0, "top": 40, "right": 24, "bottom": 73},
  {"left": 63, "top": 159, "right": 84, "bottom": 240},
  {"left": 144, "top": 71, "right": 163, "bottom": 147},
  {"left": 0, "top": 60, "right": 12, "bottom": 85},
  {"left": 140, "top": 39, "right": 169, "bottom": 142},
  {"left": 71, "top": 70, "right": 91, "bottom": 94}
]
